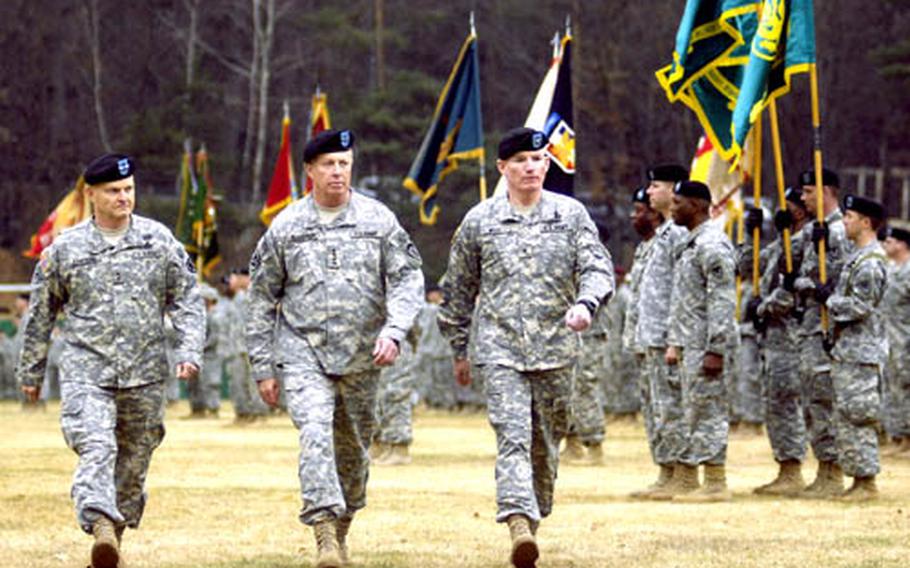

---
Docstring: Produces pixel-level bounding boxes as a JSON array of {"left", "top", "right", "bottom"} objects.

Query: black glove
[
  {"left": 744, "top": 297, "right": 762, "bottom": 324},
  {"left": 744, "top": 207, "right": 763, "bottom": 236},
  {"left": 811, "top": 221, "right": 829, "bottom": 249},
  {"left": 782, "top": 271, "right": 798, "bottom": 292},
  {"left": 774, "top": 209, "right": 794, "bottom": 233},
  {"left": 815, "top": 279, "right": 837, "bottom": 303}
]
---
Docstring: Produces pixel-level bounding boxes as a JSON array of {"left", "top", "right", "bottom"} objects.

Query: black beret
[
  {"left": 843, "top": 194, "right": 885, "bottom": 221},
  {"left": 674, "top": 180, "right": 712, "bottom": 202},
  {"left": 498, "top": 127, "right": 547, "bottom": 160},
  {"left": 303, "top": 129, "right": 355, "bottom": 163},
  {"left": 633, "top": 186, "right": 649, "bottom": 205},
  {"left": 884, "top": 226, "right": 910, "bottom": 246},
  {"left": 798, "top": 167, "right": 839, "bottom": 188},
  {"left": 784, "top": 185, "right": 806, "bottom": 208},
  {"left": 647, "top": 164, "right": 689, "bottom": 183},
  {"left": 83, "top": 153, "right": 135, "bottom": 185}
]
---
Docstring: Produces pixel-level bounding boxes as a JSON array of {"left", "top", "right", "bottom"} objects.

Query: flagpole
[
  {"left": 809, "top": 63, "right": 828, "bottom": 333},
  {"left": 752, "top": 112, "right": 762, "bottom": 298},
  {"left": 470, "top": 11, "right": 487, "bottom": 201},
  {"left": 769, "top": 99, "right": 793, "bottom": 273}
]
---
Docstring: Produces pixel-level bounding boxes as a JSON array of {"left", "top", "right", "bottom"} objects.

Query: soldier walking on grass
[
  {"left": 16, "top": 153, "right": 204, "bottom": 568},
  {"left": 245, "top": 129, "right": 424, "bottom": 568},
  {"left": 438, "top": 127, "right": 614, "bottom": 568},
  {"left": 880, "top": 227, "right": 910, "bottom": 457}
]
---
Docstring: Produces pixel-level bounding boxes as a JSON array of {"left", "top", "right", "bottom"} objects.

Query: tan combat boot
[
  {"left": 374, "top": 443, "right": 412, "bottom": 466},
  {"left": 629, "top": 464, "right": 674, "bottom": 499},
  {"left": 753, "top": 460, "right": 806, "bottom": 496},
  {"left": 815, "top": 461, "right": 844, "bottom": 499},
  {"left": 336, "top": 516, "right": 352, "bottom": 565},
  {"left": 674, "top": 464, "right": 732, "bottom": 503},
  {"left": 560, "top": 435, "right": 586, "bottom": 463},
  {"left": 799, "top": 461, "right": 829, "bottom": 497},
  {"left": 313, "top": 520, "right": 343, "bottom": 568},
  {"left": 583, "top": 443, "right": 605, "bottom": 466},
  {"left": 839, "top": 475, "right": 879, "bottom": 502},
  {"left": 506, "top": 515, "right": 539, "bottom": 568},
  {"left": 91, "top": 517, "right": 120, "bottom": 568},
  {"left": 647, "top": 463, "right": 700, "bottom": 501}
]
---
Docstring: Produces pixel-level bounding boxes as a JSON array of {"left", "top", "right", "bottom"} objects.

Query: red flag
[
  {"left": 260, "top": 111, "right": 298, "bottom": 226},
  {"left": 304, "top": 91, "right": 332, "bottom": 195},
  {"left": 23, "top": 177, "right": 91, "bottom": 258}
]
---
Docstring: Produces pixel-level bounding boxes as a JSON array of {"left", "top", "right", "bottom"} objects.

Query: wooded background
[{"left": 1, "top": 0, "right": 908, "bottom": 283}]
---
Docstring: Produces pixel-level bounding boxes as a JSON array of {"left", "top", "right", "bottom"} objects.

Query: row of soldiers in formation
[{"left": 9, "top": 128, "right": 908, "bottom": 568}]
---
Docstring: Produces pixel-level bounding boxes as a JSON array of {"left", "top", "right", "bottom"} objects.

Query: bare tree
[
  {"left": 82, "top": 0, "right": 111, "bottom": 152},
  {"left": 184, "top": 0, "right": 200, "bottom": 89},
  {"left": 242, "top": 0, "right": 263, "bottom": 185}
]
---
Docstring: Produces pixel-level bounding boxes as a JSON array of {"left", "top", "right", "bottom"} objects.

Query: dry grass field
[{"left": 1, "top": 400, "right": 909, "bottom": 568}]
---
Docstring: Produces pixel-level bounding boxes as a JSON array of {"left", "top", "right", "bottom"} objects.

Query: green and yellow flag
[
  {"left": 656, "top": 0, "right": 815, "bottom": 166},
  {"left": 195, "top": 145, "right": 221, "bottom": 278},
  {"left": 174, "top": 139, "right": 203, "bottom": 255}
]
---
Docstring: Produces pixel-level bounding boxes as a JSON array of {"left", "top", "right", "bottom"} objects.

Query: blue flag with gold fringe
[
  {"left": 404, "top": 32, "right": 484, "bottom": 225},
  {"left": 656, "top": 0, "right": 815, "bottom": 166}
]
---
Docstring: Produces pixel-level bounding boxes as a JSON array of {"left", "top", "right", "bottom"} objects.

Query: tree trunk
[
  {"left": 242, "top": 0, "right": 261, "bottom": 186},
  {"left": 184, "top": 0, "right": 199, "bottom": 89},
  {"left": 82, "top": 0, "right": 111, "bottom": 152},
  {"left": 251, "top": 0, "right": 275, "bottom": 205},
  {"left": 375, "top": 0, "right": 385, "bottom": 92}
]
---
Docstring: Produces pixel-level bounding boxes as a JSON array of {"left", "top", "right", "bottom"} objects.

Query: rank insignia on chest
[{"left": 327, "top": 247, "right": 340, "bottom": 270}]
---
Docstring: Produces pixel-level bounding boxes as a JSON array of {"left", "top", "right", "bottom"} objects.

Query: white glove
[{"left": 565, "top": 304, "right": 592, "bottom": 332}]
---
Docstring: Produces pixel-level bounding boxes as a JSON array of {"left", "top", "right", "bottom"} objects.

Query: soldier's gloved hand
[
  {"left": 453, "top": 357, "right": 472, "bottom": 387},
  {"left": 774, "top": 209, "right": 794, "bottom": 233},
  {"left": 257, "top": 378, "right": 280, "bottom": 407},
  {"left": 744, "top": 207, "right": 763, "bottom": 236},
  {"left": 744, "top": 297, "right": 762, "bottom": 324},
  {"left": 815, "top": 279, "right": 837, "bottom": 304},
  {"left": 565, "top": 303, "right": 592, "bottom": 332},
  {"left": 781, "top": 270, "right": 798, "bottom": 292},
  {"left": 703, "top": 352, "right": 724, "bottom": 377},
  {"left": 21, "top": 385, "right": 40, "bottom": 403},
  {"left": 373, "top": 337, "right": 400, "bottom": 366},
  {"left": 176, "top": 362, "right": 199, "bottom": 381},
  {"left": 811, "top": 221, "right": 830, "bottom": 250}
]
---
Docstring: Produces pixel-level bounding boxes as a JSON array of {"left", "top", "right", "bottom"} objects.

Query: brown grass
[{"left": 1, "top": 400, "right": 909, "bottom": 567}]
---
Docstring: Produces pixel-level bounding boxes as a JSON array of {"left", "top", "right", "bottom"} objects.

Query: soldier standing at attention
[
  {"left": 823, "top": 195, "right": 889, "bottom": 500},
  {"left": 438, "top": 127, "right": 614, "bottom": 568},
  {"left": 631, "top": 164, "right": 690, "bottom": 500},
  {"left": 245, "top": 129, "right": 424, "bottom": 568},
  {"left": 880, "top": 227, "right": 910, "bottom": 457},
  {"left": 16, "top": 153, "right": 204, "bottom": 568},
  {"left": 792, "top": 168, "right": 855, "bottom": 498},
  {"left": 665, "top": 180, "right": 737, "bottom": 502}
]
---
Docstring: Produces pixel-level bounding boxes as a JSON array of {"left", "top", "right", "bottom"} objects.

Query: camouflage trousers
[
  {"left": 883, "top": 354, "right": 910, "bottom": 438},
  {"left": 832, "top": 361, "right": 881, "bottom": 477},
  {"left": 188, "top": 355, "right": 221, "bottom": 411},
  {"left": 282, "top": 365, "right": 380, "bottom": 525},
  {"left": 59, "top": 380, "right": 166, "bottom": 534},
  {"left": 482, "top": 364, "right": 572, "bottom": 523},
  {"left": 376, "top": 367, "right": 417, "bottom": 445},
  {"left": 226, "top": 355, "right": 267, "bottom": 417},
  {"left": 604, "top": 350, "right": 640, "bottom": 415},
  {"left": 421, "top": 357, "right": 456, "bottom": 409},
  {"left": 762, "top": 341, "right": 808, "bottom": 463},
  {"left": 799, "top": 335, "right": 838, "bottom": 463},
  {"left": 679, "top": 348, "right": 729, "bottom": 466},
  {"left": 568, "top": 337, "right": 606, "bottom": 445},
  {"left": 639, "top": 348, "right": 685, "bottom": 465},
  {"left": 733, "top": 334, "right": 764, "bottom": 424}
]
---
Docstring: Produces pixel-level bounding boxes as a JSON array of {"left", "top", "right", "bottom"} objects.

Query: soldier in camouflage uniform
[
  {"left": 224, "top": 268, "right": 268, "bottom": 423},
  {"left": 373, "top": 326, "right": 420, "bottom": 465},
  {"left": 791, "top": 168, "right": 855, "bottom": 497},
  {"left": 245, "top": 130, "right": 424, "bottom": 568},
  {"left": 438, "top": 128, "right": 614, "bottom": 568},
  {"left": 663, "top": 181, "right": 737, "bottom": 502},
  {"left": 880, "top": 227, "right": 910, "bottom": 457},
  {"left": 563, "top": 224, "right": 612, "bottom": 466},
  {"left": 16, "top": 153, "right": 204, "bottom": 568},
  {"left": 622, "top": 187, "right": 661, "bottom": 468},
  {"left": 747, "top": 187, "right": 812, "bottom": 495},
  {"left": 415, "top": 287, "right": 456, "bottom": 409},
  {"left": 822, "top": 195, "right": 889, "bottom": 500},
  {"left": 187, "top": 283, "right": 222, "bottom": 418},
  {"left": 605, "top": 271, "right": 641, "bottom": 420},
  {"left": 631, "top": 165, "right": 690, "bottom": 499}
]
